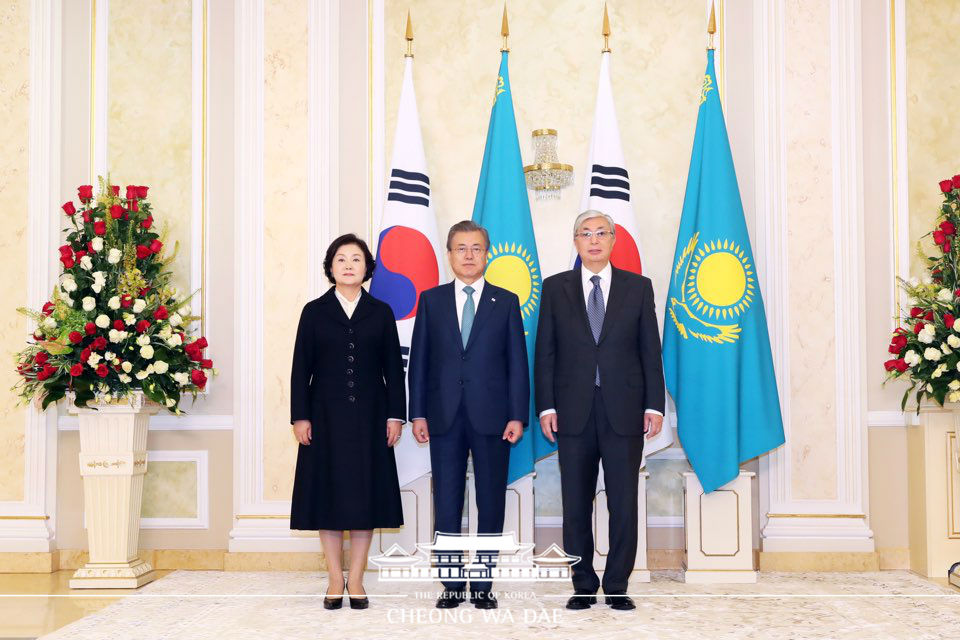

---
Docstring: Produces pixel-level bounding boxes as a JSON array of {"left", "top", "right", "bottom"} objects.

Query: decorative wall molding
[
  {"left": 888, "top": 0, "right": 909, "bottom": 320},
  {"left": 0, "top": 0, "right": 62, "bottom": 553},
  {"left": 368, "top": 0, "right": 385, "bottom": 244},
  {"left": 57, "top": 414, "right": 233, "bottom": 431},
  {"left": 140, "top": 450, "right": 209, "bottom": 529}
]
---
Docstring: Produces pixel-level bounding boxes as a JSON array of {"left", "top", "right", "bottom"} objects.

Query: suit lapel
[
  {"left": 438, "top": 283, "right": 464, "bottom": 353},
  {"left": 351, "top": 288, "right": 377, "bottom": 324},
  {"left": 564, "top": 267, "right": 592, "bottom": 340},
  {"left": 318, "top": 288, "right": 350, "bottom": 327},
  {"left": 464, "top": 284, "right": 497, "bottom": 351},
  {"left": 598, "top": 267, "right": 627, "bottom": 344}
]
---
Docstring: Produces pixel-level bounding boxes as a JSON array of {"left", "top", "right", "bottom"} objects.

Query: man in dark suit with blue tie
[
  {"left": 535, "top": 210, "right": 665, "bottom": 612},
  {"left": 408, "top": 220, "right": 528, "bottom": 610}
]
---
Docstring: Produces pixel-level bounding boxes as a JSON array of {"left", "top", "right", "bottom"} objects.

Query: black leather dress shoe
[
  {"left": 436, "top": 589, "right": 466, "bottom": 608},
  {"left": 565, "top": 590, "right": 598, "bottom": 610},
  {"left": 604, "top": 592, "right": 636, "bottom": 610},
  {"left": 470, "top": 590, "right": 498, "bottom": 609}
]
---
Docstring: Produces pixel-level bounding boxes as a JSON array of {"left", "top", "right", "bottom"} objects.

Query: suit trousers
[
  {"left": 429, "top": 398, "right": 510, "bottom": 593},
  {"left": 558, "top": 387, "right": 644, "bottom": 593}
]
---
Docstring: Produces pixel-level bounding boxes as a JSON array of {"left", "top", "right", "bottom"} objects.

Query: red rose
[
  {"left": 91, "top": 336, "right": 107, "bottom": 351},
  {"left": 185, "top": 343, "right": 201, "bottom": 361},
  {"left": 136, "top": 244, "right": 151, "bottom": 259},
  {"left": 84, "top": 322, "right": 96, "bottom": 335},
  {"left": 68, "top": 331, "right": 83, "bottom": 344},
  {"left": 59, "top": 244, "right": 72, "bottom": 256},
  {"left": 941, "top": 180, "right": 954, "bottom": 193},
  {"left": 60, "top": 255, "right": 75, "bottom": 269},
  {"left": 885, "top": 358, "right": 909, "bottom": 373},
  {"left": 42, "top": 301, "right": 54, "bottom": 316},
  {"left": 37, "top": 364, "right": 57, "bottom": 381},
  {"left": 120, "top": 295, "right": 132, "bottom": 308},
  {"left": 945, "top": 242, "right": 953, "bottom": 253},
  {"left": 110, "top": 185, "right": 119, "bottom": 196},
  {"left": 141, "top": 215, "right": 153, "bottom": 229},
  {"left": 129, "top": 199, "right": 139, "bottom": 212},
  {"left": 82, "top": 211, "right": 92, "bottom": 223},
  {"left": 86, "top": 241, "right": 95, "bottom": 253},
  {"left": 77, "top": 185, "right": 93, "bottom": 201},
  {"left": 154, "top": 306, "right": 168, "bottom": 320},
  {"left": 109, "top": 204, "right": 123, "bottom": 219},
  {"left": 941, "top": 220, "right": 956, "bottom": 235},
  {"left": 195, "top": 337, "right": 208, "bottom": 349},
  {"left": 93, "top": 221, "right": 106, "bottom": 235},
  {"left": 953, "top": 175, "right": 960, "bottom": 190},
  {"left": 69, "top": 363, "right": 83, "bottom": 377},
  {"left": 126, "top": 185, "right": 137, "bottom": 199},
  {"left": 136, "top": 186, "right": 149, "bottom": 199},
  {"left": 113, "top": 319, "right": 125, "bottom": 331},
  {"left": 34, "top": 352, "right": 48, "bottom": 365},
  {"left": 190, "top": 369, "right": 207, "bottom": 389},
  {"left": 149, "top": 239, "right": 162, "bottom": 254},
  {"left": 934, "top": 230, "right": 946, "bottom": 245},
  {"left": 946, "top": 314, "right": 956, "bottom": 329},
  {"left": 138, "top": 286, "right": 151, "bottom": 297},
  {"left": 62, "top": 201, "right": 76, "bottom": 215},
  {"left": 910, "top": 307, "right": 923, "bottom": 318},
  {"left": 80, "top": 347, "right": 91, "bottom": 363},
  {"left": 914, "top": 322, "right": 925, "bottom": 334},
  {"left": 96, "top": 363, "right": 109, "bottom": 378},
  {"left": 74, "top": 250, "right": 86, "bottom": 261},
  {"left": 924, "top": 311, "right": 935, "bottom": 322},
  {"left": 136, "top": 319, "right": 150, "bottom": 333},
  {"left": 201, "top": 358, "right": 213, "bottom": 369},
  {"left": 890, "top": 334, "right": 908, "bottom": 351}
]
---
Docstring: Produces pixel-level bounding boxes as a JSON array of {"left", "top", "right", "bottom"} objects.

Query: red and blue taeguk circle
[{"left": 370, "top": 225, "right": 439, "bottom": 320}]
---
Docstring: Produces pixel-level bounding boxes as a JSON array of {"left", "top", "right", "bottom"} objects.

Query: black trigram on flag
[
  {"left": 387, "top": 168, "right": 430, "bottom": 207},
  {"left": 589, "top": 164, "right": 630, "bottom": 202}
]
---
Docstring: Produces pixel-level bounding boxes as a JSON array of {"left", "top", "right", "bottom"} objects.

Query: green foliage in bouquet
[
  {"left": 12, "top": 178, "right": 215, "bottom": 412},
  {"left": 885, "top": 174, "right": 960, "bottom": 411}
]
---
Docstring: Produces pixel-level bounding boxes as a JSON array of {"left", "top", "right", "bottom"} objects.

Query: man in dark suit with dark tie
[
  {"left": 408, "top": 220, "right": 528, "bottom": 610},
  {"left": 534, "top": 210, "right": 665, "bottom": 611}
]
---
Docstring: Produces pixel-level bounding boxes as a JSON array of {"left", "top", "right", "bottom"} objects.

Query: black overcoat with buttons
[{"left": 289, "top": 286, "right": 405, "bottom": 530}]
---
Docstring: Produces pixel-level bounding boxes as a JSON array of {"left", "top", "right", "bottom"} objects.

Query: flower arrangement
[
  {"left": 885, "top": 174, "right": 960, "bottom": 410},
  {"left": 12, "top": 178, "right": 214, "bottom": 412}
]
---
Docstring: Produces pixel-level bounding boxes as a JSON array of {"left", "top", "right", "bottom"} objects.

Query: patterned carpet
[{"left": 39, "top": 570, "right": 960, "bottom": 639}]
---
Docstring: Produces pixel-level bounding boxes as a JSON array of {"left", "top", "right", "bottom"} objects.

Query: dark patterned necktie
[{"left": 588, "top": 275, "right": 604, "bottom": 385}]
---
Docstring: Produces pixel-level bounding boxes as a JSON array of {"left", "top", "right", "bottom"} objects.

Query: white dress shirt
[
  {"left": 454, "top": 276, "right": 485, "bottom": 329},
  {"left": 539, "top": 263, "right": 663, "bottom": 419},
  {"left": 334, "top": 287, "right": 403, "bottom": 425}
]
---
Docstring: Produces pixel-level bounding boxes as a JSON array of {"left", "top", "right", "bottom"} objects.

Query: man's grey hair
[
  {"left": 573, "top": 210, "right": 616, "bottom": 237},
  {"left": 446, "top": 220, "right": 490, "bottom": 251}
]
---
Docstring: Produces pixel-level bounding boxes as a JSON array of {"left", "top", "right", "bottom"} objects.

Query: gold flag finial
[
  {"left": 405, "top": 10, "right": 414, "bottom": 57},
  {"left": 602, "top": 3, "right": 611, "bottom": 53},
  {"left": 707, "top": 2, "right": 717, "bottom": 50},
  {"left": 501, "top": 4, "right": 510, "bottom": 52}
]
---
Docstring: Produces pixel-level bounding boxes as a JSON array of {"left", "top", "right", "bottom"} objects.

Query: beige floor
[{"left": 2, "top": 569, "right": 958, "bottom": 639}]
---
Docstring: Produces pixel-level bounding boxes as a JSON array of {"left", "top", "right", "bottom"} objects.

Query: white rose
[
  {"left": 60, "top": 275, "right": 77, "bottom": 293},
  {"left": 159, "top": 325, "right": 173, "bottom": 339},
  {"left": 82, "top": 296, "right": 96, "bottom": 312},
  {"left": 948, "top": 334, "right": 960, "bottom": 349},
  {"left": 108, "top": 329, "right": 123, "bottom": 343},
  {"left": 165, "top": 398, "right": 176, "bottom": 407},
  {"left": 153, "top": 360, "right": 169, "bottom": 374},
  {"left": 135, "top": 370, "right": 149, "bottom": 380},
  {"left": 118, "top": 374, "right": 132, "bottom": 384},
  {"left": 932, "top": 364, "right": 947, "bottom": 378},
  {"left": 950, "top": 380, "right": 960, "bottom": 391},
  {"left": 166, "top": 334, "right": 182, "bottom": 347},
  {"left": 169, "top": 313, "right": 182, "bottom": 327},
  {"left": 107, "top": 296, "right": 120, "bottom": 310},
  {"left": 133, "top": 299, "right": 146, "bottom": 314},
  {"left": 924, "top": 347, "right": 942, "bottom": 361},
  {"left": 87, "top": 352, "right": 102, "bottom": 366},
  {"left": 140, "top": 345, "right": 154, "bottom": 359},
  {"left": 943, "top": 344, "right": 953, "bottom": 356},
  {"left": 918, "top": 326, "right": 936, "bottom": 344},
  {"left": 104, "top": 351, "right": 115, "bottom": 361},
  {"left": 951, "top": 391, "right": 960, "bottom": 403},
  {"left": 107, "top": 248, "right": 122, "bottom": 264},
  {"left": 94, "top": 315, "right": 109, "bottom": 330},
  {"left": 123, "top": 313, "right": 136, "bottom": 326},
  {"left": 938, "top": 288, "right": 953, "bottom": 302},
  {"left": 91, "top": 237, "right": 104, "bottom": 252},
  {"left": 91, "top": 272, "right": 106, "bottom": 294},
  {"left": 927, "top": 383, "right": 934, "bottom": 392},
  {"left": 146, "top": 364, "right": 155, "bottom": 374},
  {"left": 136, "top": 334, "right": 150, "bottom": 346},
  {"left": 42, "top": 316, "right": 57, "bottom": 329},
  {"left": 80, "top": 255, "right": 93, "bottom": 271},
  {"left": 121, "top": 361, "right": 132, "bottom": 373},
  {"left": 173, "top": 372, "right": 189, "bottom": 385}
]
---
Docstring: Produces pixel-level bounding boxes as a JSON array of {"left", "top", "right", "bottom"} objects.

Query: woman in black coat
[{"left": 290, "top": 233, "right": 405, "bottom": 609}]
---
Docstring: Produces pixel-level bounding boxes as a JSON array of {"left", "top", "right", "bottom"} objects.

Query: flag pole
[
  {"left": 405, "top": 9, "right": 414, "bottom": 58},
  {"left": 501, "top": 4, "right": 510, "bottom": 52},
  {"left": 707, "top": 1, "right": 717, "bottom": 50},
  {"left": 602, "top": 3, "right": 611, "bottom": 53}
]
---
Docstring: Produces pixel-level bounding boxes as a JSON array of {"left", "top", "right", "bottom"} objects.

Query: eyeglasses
[
  {"left": 575, "top": 230, "right": 614, "bottom": 240},
  {"left": 454, "top": 246, "right": 486, "bottom": 256}
]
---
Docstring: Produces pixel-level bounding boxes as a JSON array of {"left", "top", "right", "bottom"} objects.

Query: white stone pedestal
[
  {"left": 68, "top": 392, "right": 159, "bottom": 589},
  {"left": 682, "top": 470, "right": 756, "bottom": 583}
]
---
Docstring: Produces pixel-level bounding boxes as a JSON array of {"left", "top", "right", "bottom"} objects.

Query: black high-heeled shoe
[
  {"left": 323, "top": 578, "right": 345, "bottom": 610},
  {"left": 346, "top": 579, "right": 369, "bottom": 609}
]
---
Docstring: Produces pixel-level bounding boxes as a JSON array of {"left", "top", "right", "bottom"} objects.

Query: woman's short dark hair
[{"left": 323, "top": 234, "right": 376, "bottom": 284}]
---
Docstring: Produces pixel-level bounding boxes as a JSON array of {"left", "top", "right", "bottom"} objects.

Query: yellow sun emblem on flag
[
  {"left": 485, "top": 242, "right": 540, "bottom": 319},
  {"left": 668, "top": 232, "right": 754, "bottom": 344}
]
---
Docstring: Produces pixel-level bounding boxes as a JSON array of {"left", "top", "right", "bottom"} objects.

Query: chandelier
[{"left": 523, "top": 129, "right": 574, "bottom": 200}]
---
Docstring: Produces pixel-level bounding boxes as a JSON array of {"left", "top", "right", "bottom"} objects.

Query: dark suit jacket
[
  {"left": 408, "top": 281, "right": 529, "bottom": 436},
  {"left": 534, "top": 265, "right": 665, "bottom": 437}
]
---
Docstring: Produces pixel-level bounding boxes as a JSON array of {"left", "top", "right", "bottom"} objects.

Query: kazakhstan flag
[
  {"left": 472, "top": 51, "right": 555, "bottom": 483},
  {"left": 662, "top": 49, "right": 785, "bottom": 493}
]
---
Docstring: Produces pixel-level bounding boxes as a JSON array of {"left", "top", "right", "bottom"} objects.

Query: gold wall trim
[
  {"left": 235, "top": 514, "right": 290, "bottom": 519},
  {"left": 0, "top": 515, "right": 49, "bottom": 520},
  {"left": 947, "top": 432, "right": 959, "bottom": 538},
  {"left": 767, "top": 513, "right": 866, "bottom": 518},
  {"left": 699, "top": 488, "right": 739, "bottom": 557},
  {"left": 889, "top": 0, "right": 902, "bottom": 313}
]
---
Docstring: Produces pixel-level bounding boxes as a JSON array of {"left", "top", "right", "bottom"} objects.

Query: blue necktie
[
  {"left": 587, "top": 275, "right": 605, "bottom": 385},
  {"left": 461, "top": 285, "right": 475, "bottom": 349}
]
